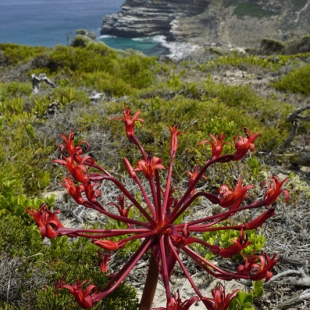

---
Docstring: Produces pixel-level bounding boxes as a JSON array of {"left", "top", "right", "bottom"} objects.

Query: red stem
[{"left": 139, "top": 253, "right": 159, "bottom": 310}]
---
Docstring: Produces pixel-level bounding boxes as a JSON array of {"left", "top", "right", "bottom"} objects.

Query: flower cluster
[{"left": 27, "top": 108, "right": 289, "bottom": 309}]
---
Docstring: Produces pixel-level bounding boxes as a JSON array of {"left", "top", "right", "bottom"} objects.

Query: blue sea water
[{"left": 0, "top": 0, "right": 167, "bottom": 56}]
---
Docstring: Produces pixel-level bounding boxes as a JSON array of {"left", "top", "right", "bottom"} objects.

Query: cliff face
[
  {"left": 101, "top": 0, "right": 310, "bottom": 48},
  {"left": 101, "top": 0, "right": 210, "bottom": 39}
]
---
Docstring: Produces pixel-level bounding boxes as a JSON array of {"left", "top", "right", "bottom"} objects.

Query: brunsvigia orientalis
[{"left": 27, "top": 107, "right": 289, "bottom": 309}]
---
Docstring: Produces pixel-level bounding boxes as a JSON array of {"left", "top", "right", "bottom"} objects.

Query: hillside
[{"left": 0, "top": 38, "right": 310, "bottom": 309}]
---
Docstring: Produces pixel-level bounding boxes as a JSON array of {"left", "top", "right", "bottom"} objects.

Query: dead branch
[
  {"left": 269, "top": 269, "right": 310, "bottom": 287},
  {"left": 32, "top": 73, "right": 56, "bottom": 94},
  {"left": 282, "top": 105, "right": 310, "bottom": 148},
  {"left": 276, "top": 289, "right": 310, "bottom": 309}
]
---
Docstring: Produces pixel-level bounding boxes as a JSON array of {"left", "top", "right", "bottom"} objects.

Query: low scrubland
[{"left": 0, "top": 39, "right": 310, "bottom": 309}]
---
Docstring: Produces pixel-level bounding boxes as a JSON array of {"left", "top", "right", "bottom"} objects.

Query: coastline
[{"left": 99, "top": 34, "right": 202, "bottom": 60}]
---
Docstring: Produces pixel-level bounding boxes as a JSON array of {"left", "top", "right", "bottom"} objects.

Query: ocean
[{"left": 0, "top": 0, "right": 168, "bottom": 56}]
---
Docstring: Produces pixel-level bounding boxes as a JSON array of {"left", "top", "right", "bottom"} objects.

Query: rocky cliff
[{"left": 101, "top": 0, "right": 310, "bottom": 48}]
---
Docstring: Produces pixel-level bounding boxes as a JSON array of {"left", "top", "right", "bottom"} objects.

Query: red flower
[
  {"left": 135, "top": 154, "right": 166, "bottom": 179},
  {"left": 155, "top": 290, "right": 199, "bottom": 310},
  {"left": 26, "top": 203, "right": 63, "bottom": 239},
  {"left": 262, "top": 175, "right": 289, "bottom": 206},
  {"left": 237, "top": 252, "right": 280, "bottom": 282},
  {"left": 168, "top": 124, "right": 184, "bottom": 155},
  {"left": 232, "top": 128, "right": 260, "bottom": 160},
  {"left": 217, "top": 229, "right": 252, "bottom": 258},
  {"left": 201, "top": 284, "right": 238, "bottom": 310},
  {"left": 218, "top": 177, "right": 254, "bottom": 211},
  {"left": 108, "top": 194, "right": 133, "bottom": 218},
  {"left": 60, "top": 177, "right": 85, "bottom": 204},
  {"left": 53, "top": 154, "right": 92, "bottom": 183},
  {"left": 198, "top": 134, "right": 229, "bottom": 159},
  {"left": 111, "top": 107, "right": 144, "bottom": 140},
  {"left": 123, "top": 157, "right": 137, "bottom": 179},
  {"left": 92, "top": 239, "right": 119, "bottom": 251},
  {"left": 62, "top": 280, "right": 98, "bottom": 309},
  {"left": 84, "top": 182, "right": 101, "bottom": 202},
  {"left": 97, "top": 250, "right": 111, "bottom": 273},
  {"left": 186, "top": 165, "right": 207, "bottom": 196},
  {"left": 58, "top": 132, "right": 90, "bottom": 161}
]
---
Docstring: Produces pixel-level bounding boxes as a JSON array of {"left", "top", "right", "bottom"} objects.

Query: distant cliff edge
[{"left": 101, "top": 0, "right": 310, "bottom": 49}]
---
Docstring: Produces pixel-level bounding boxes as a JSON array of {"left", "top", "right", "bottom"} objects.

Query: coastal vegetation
[{"left": 0, "top": 37, "right": 310, "bottom": 309}]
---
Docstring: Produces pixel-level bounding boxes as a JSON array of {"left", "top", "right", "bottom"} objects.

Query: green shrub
[
  {"left": 0, "top": 43, "right": 47, "bottom": 65},
  {"left": 233, "top": 3, "right": 275, "bottom": 18},
  {"left": 191, "top": 225, "right": 266, "bottom": 261},
  {"left": 274, "top": 63, "right": 310, "bottom": 95},
  {"left": 0, "top": 214, "right": 139, "bottom": 309}
]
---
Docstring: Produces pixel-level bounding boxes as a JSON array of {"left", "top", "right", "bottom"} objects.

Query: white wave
[
  {"left": 99, "top": 35, "right": 117, "bottom": 39},
  {"left": 161, "top": 40, "right": 201, "bottom": 60},
  {"left": 132, "top": 35, "right": 166, "bottom": 43}
]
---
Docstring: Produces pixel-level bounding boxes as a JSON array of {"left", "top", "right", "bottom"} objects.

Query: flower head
[
  {"left": 262, "top": 175, "right": 289, "bottom": 206},
  {"left": 186, "top": 165, "right": 207, "bottom": 196},
  {"left": 111, "top": 107, "right": 143, "bottom": 141},
  {"left": 108, "top": 194, "right": 133, "bottom": 218},
  {"left": 218, "top": 177, "right": 254, "bottom": 211},
  {"left": 155, "top": 290, "right": 199, "bottom": 310},
  {"left": 53, "top": 154, "right": 92, "bottom": 183},
  {"left": 58, "top": 132, "right": 90, "bottom": 162},
  {"left": 97, "top": 250, "right": 111, "bottom": 273},
  {"left": 244, "top": 208, "right": 275, "bottom": 230},
  {"left": 26, "top": 203, "right": 63, "bottom": 239},
  {"left": 135, "top": 153, "right": 166, "bottom": 179},
  {"left": 198, "top": 134, "right": 229, "bottom": 159},
  {"left": 233, "top": 128, "right": 260, "bottom": 160},
  {"left": 237, "top": 252, "right": 280, "bottom": 282},
  {"left": 62, "top": 280, "right": 98, "bottom": 309},
  {"left": 60, "top": 177, "right": 85, "bottom": 204},
  {"left": 217, "top": 229, "right": 252, "bottom": 258},
  {"left": 201, "top": 284, "right": 238, "bottom": 310},
  {"left": 168, "top": 124, "right": 184, "bottom": 156},
  {"left": 84, "top": 182, "right": 101, "bottom": 202}
]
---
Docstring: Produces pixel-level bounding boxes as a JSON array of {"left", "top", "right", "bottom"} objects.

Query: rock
[{"left": 101, "top": 0, "right": 310, "bottom": 50}]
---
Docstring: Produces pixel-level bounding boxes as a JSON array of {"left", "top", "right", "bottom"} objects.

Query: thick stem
[{"left": 139, "top": 253, "right": 159, "bottom": 310}]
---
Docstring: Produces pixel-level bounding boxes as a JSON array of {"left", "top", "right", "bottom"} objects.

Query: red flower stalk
[
  {"left": 201, "top": 284, "right": 238, "bottom": 310},
  {"left": 28, "top": 109, "right": 289, "bottom": 309},
  {"left": 244, "top": 208, "right": 275, "bottom": 230},
  {"left": 26, "top": 203, "right": 63, "bottom": 239},
  {"left": 232, "top": 127, "right": 260, "bottom": 161},
  {"left": 261, "top": 175, "right": 289, "bottom": 206},
  {"left": 198, "top": 134, "right": 229, "bottom": 159},
  {"left": 92, "top": 239, "right": 119, "bottom": 251}
]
